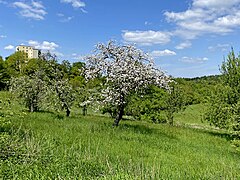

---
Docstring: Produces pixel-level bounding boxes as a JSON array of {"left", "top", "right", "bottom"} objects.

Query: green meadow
[{"left": 1, "top": 91, "right": 239, "bottom": 179}]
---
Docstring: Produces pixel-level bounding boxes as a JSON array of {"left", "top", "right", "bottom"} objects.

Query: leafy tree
[
  {"left": 9, "top": 70, "right": 48, "bottom": 112},
  {"left": 44, "top": 57, "right": 75, "bottom": 117},
  {"left": 85, "top": 41, "right": 170, "bottom": 126},
  {"left": 221, "top": 49, "right": 240, "bottom": 103},
  {"left": 205, "top": 49, "right": 240, "bottom": 144},
  {"left": 9, "top": 52, "right": 76, "bottom": 116},
  {"left": 125, "top": 85, "right": 167, "bottom": 123},
  {"left": 0, "top": 56, "right": 10, "bottom": 90},
  {"left": 49, "top": 78, "right": 75, "bottom": 117},
  {"left": 165, "top": 83, "right": 185, "bottom": 125},
  {"left": 69, "top": 61, "right": 91, "bottom": 116},
  {"left": 125, "top": 83, "right": 185, "bottom": 125},
  {"left": 5, "top": 51, "right": 27, "bottom": 77},
  {"left": 23, "top": 58, "right": 46, "bottom": 76}
]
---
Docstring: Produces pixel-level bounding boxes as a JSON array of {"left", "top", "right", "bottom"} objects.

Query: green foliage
[
  {"left": 9, "top": 70, "right": 48, "bottom": 112},
  {"left": 221, "top": 50, "right": 240, "bottom": 88},
  {"left": 125, "top": 83, "right": 185, "bottom": 125},
  {"left": 48, "top": 78, "right": 75, "bottom": 116},
  {"left": 125, "top": 85, "right": 167, "bottom": 123},
  {"left": 8, "top": 53, "right": 80, "bottom": 116},
  {"left": 165, "top": 83, "right": 186, "bottom": 125},
  {"left": 45, "top": 59, "right": 76, "bottom": 116},
  {"left": 175, "top": 76, "right": 220, "bottom": 105},
  {"left": 5, "top": 51, "right": 28, "bottom": 77},
  {"left": 22, "top": 58, "right": 46, "bottom": 76},
  {"left": 205, "top": 49, "right": 240, "bottom": 145},
  {"left": 0, "top": 56, "right": 10, "bottom": 90}
]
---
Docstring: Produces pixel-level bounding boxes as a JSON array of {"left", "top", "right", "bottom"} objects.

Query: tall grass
[{"left": 1, "top": 91, "right": 240, "bottom": 179}]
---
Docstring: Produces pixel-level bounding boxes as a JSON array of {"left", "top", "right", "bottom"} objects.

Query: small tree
[
  {"left": 49, "top": 78, "right": 75, "bottom": 117},
  {"left": 9, "top": 70, "right": 47, "bottom": 112},
  {"left": 44, "top": 57, "right": 75, "bottom": 117},
  {"left": 86, "top": 41, "right": 170, "bottom": 126},
  {"left": 165, "top": 83, "right": 185, "bottom": 125}
]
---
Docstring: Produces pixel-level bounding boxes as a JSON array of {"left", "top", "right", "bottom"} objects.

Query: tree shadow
[
  {"left": 186, "top": 125, "right": 233, "bottom": 141},
  {"left": 206, "top": 130, "right": 232, "bottom": 141},
  {"left": 118, "top": 123, "right": 177, "bottom": 140}
]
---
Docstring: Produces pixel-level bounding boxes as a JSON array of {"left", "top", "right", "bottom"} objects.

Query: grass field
[{"left": 1, "top": 91, "right": 240, "bottom": 179}]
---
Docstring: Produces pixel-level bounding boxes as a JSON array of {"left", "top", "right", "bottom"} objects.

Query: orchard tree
[
  {"left": 44, "top": 56, "right": 75, "bottom": 117},
  {"left": 49, "top": 78, "right": 75, "bottom": 117},
  {"left": 165, "top": 83, "right": 185, "bottom": 125},
  {"left": 9, "top": 70, "right": 47, "bottom": 112},
  {"left": 85, "top": 41, "right": 170, "bottom": 126}
]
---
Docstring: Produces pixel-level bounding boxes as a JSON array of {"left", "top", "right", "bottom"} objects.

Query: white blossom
[{"left": 85, "top": 41, "right": 171, "bottom": 107}]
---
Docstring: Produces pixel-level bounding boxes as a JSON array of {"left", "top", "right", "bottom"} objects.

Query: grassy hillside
[{"left": 0, "top": 92, "right": 240, "bottom": 179}]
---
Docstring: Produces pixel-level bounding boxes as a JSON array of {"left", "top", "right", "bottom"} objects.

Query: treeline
[
  {"left": 0, "top": 50, "right": 218, "bottom": 126},
  {"left": 0, "top": 41, "right": 240, "bottom": 146},
  {"left": 1, "top": 43, "right": 240, "bottom": 145}
]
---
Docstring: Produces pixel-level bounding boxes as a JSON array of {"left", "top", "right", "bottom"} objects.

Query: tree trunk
[
  {"left": 82, "top": 105, "right": 87, "bottom": 116},
  {"left": 66, "top": 107, "right": 70, "bottom": 117},
  {"left": 113, "top": 105, "right": 124, "bottom": 127},
  {"left": 167, "top": 109, "right": 174, "bottom": 126},
  {"left": 30, "top": 103, "right": 34, "bottom": 112}
]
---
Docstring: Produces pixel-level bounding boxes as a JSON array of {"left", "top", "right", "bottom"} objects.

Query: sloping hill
[{"left": 1, "top": 101, "right": 239, "bottom": 179}]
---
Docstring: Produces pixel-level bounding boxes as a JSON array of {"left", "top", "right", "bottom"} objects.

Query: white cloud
[
  {"left": 32, "top": 1, "right": 44, "bottom": 9},
  {"left": 150, "top": 49, "right": 176, "bottom": 57},
  {"left": 0, "top": 0, "right": 7, "bottom": 4},
  {"left": 192, "top": 0, "right": 240, "bottom": 8},
  {"left": 28, "top": 40, "right": 59, "bottom": 51},
  {"left": 54, "top": 51, "right": 64, "bottom": 57},
  {"left": 4, "top": 45, "right": 14, "bottom": 50},
  {"left": 122, "top": 1, "right": 240, "bottom": 46},
  {"left": 180, "top": 56, "right": 208, "bottom": 63},
  {"left": 12, "top": 1, "right": 47, "bottom": 20},
  {"left": 208, "top": 43, "right": 231, "bottom": 52},
  {"left": 0, "top": 35, "right": 7, "bottom": 38},
  {"left": 175, "top": 41, "right": 192, "bottom": 50},
  {"left": 60, "top": 0, "right": 85, "bottom": 8},
  {"left": 164, "top": 0, "right": 240, "bottom": 39},
  {"left": 27, "top": 40, "right": 64, "bottom": 57},
  {"left": 122, "top": 30, "right": 171, "bottom": 46},
  {"left": 57, "top": 13, "right": 64, "bottom": 17},
  {"left": 144, "top": 21, "right": 152, "bottom": 26},
  {"left": 57, "top": 13, "right": 74, "bottom": 22},
  {"left": 72, "top": 53, "right": 84, "bottom": 60}
]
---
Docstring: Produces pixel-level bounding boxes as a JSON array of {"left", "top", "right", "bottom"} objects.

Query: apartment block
[{"left": 16, "top": 45, "right": 41, "bottom": 59}]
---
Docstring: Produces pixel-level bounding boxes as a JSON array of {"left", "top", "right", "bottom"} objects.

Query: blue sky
[{"left": 0, "top": 0, "right": 240, "bottom": 78}]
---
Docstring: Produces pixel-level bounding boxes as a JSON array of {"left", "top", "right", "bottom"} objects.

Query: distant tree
[
  {"left": 9, "top": 70, "right": 47, "bottom": 112},
  {"left": 9, "top": 52, "right": 76, "bottom": 116},
  {"left": 165, "top": 83, "right": 185, "bottom": 125},
  {"left": 23, "top": 58, "right": 46, "bottom": 76},
  {"left": 0, "top": 56, "right": 10, "bottom": 89},
  {"left": 44, "top": 56, "right": 75, "bottom": 117},
  {"left": 5, "top": 51, "right": 27, "bottom": 77},
  {"left": 49, "top": 78, "right": 75, "bottom": 117},
  {"left": 85, "top": 41, "right": 170, "bottom": 126}
]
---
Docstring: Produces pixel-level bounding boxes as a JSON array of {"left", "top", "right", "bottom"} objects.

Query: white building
[{"left": 16, "top": 45, "right": 41, "bottom": 59}]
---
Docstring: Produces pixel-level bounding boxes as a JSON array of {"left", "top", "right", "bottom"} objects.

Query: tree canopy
[{"left": 85, "top": 41, "right": 170, "bottom": 126}]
